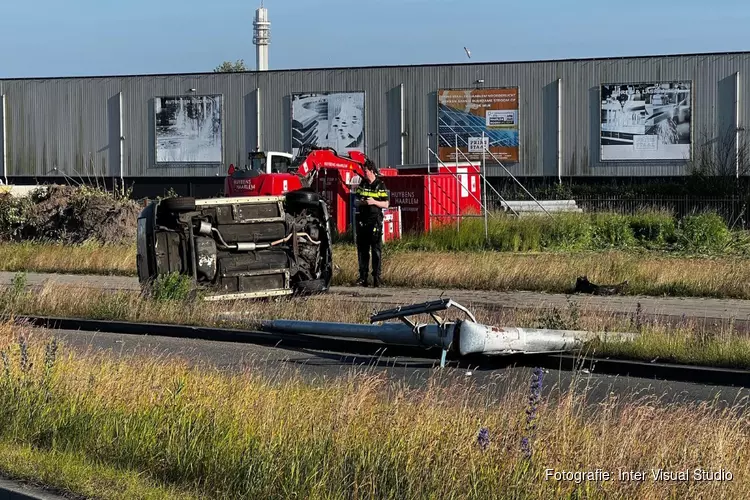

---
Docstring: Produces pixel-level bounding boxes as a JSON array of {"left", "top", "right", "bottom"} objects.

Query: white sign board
[
  {"left": 468, "top": 136, "right": 489, "bottom": 153},
  {"left": 486, "top": 109, "right": 516, "bottom": 126}
]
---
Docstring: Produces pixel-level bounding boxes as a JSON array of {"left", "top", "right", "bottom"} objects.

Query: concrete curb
[{"left": 0, "top": 477, "right": 69, "bottom": 500}]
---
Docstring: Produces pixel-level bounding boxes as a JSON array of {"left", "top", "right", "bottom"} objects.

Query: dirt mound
[{"left": 0, "top": 185, "right": 142, "bottom": 245}]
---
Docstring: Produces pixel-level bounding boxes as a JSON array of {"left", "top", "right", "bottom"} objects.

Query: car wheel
[
  {"left": 161, "top": 196, "right": 196, "bottom": 212},
  {"left": 285, "top": 189, "right": 320, "bottom": 210}
]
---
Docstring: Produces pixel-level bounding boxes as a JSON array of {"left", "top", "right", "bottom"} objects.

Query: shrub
[
  {"left": 441, "top": 217, "right": 491, "bottom": 251},
  {"left": 677, "top": 213, "right": 731, "bottom": 253},
  {"left": 488, "top": 216, "right": 543, "bottom": 252},
  {"left": 149, "top": 273, "right": 198, "bottom": 302},
  {"left": 0, "top": 185, "right": 140, "bottom": 245},
  {"left": 591, "top": 213, "right": 636, "bottom": 249},
  {"left": 539, "top": 213, "right": 593, "bottom": 250},
  {"left": 628, "top": 209, "right": 676, "bottom": 247},
  {"left": 388, "top": 209, "right": 742, "bottom": 254},
  {"left": 0, "top": 195, "right": 34, "bottom": 241}
]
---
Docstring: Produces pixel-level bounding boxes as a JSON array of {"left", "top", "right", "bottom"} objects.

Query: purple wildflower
[
  {"left": 520, "top": 437, "right": 531, "bottom": 458},
  {"left": 521, "top": 367, "right": 544, "bottom": 459},
  {"left": 477, "top": 427, "right": 490, "bottom": 451},
  {"left": 44, "top": 338, "right": 58, "bottom": 371},
  {"left": 18, "top": 336, "right": 29, "bottom": 373}
]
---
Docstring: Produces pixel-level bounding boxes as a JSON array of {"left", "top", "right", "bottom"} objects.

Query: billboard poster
[
  {"left": 600, "top": 82, "right": 692, "bottom": 161},
  {"left": 291, "top": 91, "right": 365, "bottom": 157},
  {"left": 437, "top": 88, "right": 519, "bottom": 163},
  {"left": 155, "top": 95, "right": 223, "bottom": 163}
]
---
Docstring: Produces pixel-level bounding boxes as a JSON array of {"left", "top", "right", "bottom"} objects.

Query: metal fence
[
  {"left": 485, "top": 192, "right": 750, "bottom": 229},
  {"left": 575, "top": 196, "right": 748, "bottom": 229}
]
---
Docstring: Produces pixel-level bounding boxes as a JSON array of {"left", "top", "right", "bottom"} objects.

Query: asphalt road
[
  {"left": 37, "top": 326, "right": 750, "bottom": 412},
  {"left": 5, "top": 271, "right": 750, "bottom": 327},
  {"left": 5, "top": 269, "right": 750, "bottom": 408}
]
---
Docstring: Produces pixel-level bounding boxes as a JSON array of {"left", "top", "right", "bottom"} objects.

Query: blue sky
[{"left": 2, "top": 0, "right": 748, "bottom": 78}]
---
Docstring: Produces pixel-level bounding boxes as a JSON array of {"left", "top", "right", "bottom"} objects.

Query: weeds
[
  {"left": 629, "top": 209, "right": 676, "bottom": 246},
  {"left": 391, "top": 209, "right": 745, "bottom": 254},
  {"left": 148, "top": 272, "right": 200, "bottom": 302},
  {"left": 0, "top": 329, "right": 747, "bottom": 499},
  {"left": 537, "top": 301, "right": 581, "bottom": 330},
  {"left": 678, "top": 213, "right": 732, "bottom": 253}
]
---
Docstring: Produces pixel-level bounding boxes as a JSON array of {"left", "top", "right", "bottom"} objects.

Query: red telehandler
[
  {"left": 136, "top": 145, "right": 370, "bottom": 300},
  {"left": 224, "top": 145, "right": 368, "bottom": 197}
]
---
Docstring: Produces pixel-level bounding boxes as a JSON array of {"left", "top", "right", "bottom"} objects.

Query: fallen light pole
[{"left": 260, "top": 298, "right": 635, "bottom": 367}]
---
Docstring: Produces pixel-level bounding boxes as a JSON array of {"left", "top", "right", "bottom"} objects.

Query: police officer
[{"left": 354, "top": 159, "right": 390, "bottom": 287}]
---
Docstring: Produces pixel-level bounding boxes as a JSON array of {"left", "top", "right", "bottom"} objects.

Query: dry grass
[
  {"left": 1, "top": 278, "right": 750, "bottom": 368},
  {"left": 335, "top": 246, "right": 750, "bottom": 298},
  {"left": 0, "top": 242, "right": 136, "bottom": 276},
  {"left": 3, "top": 242, "right": 750, "bottom": 299},
  {"left": 0, "top": 326, "right": 748, "bottom": 499}
]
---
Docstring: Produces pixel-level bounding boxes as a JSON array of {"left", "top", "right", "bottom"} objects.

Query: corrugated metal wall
[{"left": 1, "top": 51, "right": 748, "bottom": 179}]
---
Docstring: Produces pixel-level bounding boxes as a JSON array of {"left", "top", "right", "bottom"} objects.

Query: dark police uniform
[{"left": 354, "top": 176, "right": 389, "bottom": 286}]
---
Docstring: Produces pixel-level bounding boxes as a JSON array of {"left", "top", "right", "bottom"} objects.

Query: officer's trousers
[{"left": 356, "top": 220, "right": 382, "bottom": 282}]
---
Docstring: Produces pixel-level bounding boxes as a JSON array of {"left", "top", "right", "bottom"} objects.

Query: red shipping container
[
  {"left": 381, "top": 174, "right": 472, "bottom": 234},
  {"left": 405, "top": 165, "right": 483, "bottom": 216}
]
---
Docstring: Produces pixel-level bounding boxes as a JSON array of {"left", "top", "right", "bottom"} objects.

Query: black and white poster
[
  {"left": 291, "top": 92, "right": 365, "bottom": 157},
  {"left": 155, "top": 94, "right": 223, "bottom": 163},
  {"left": 600, "top": 82, "right": 692, "bottom": 161}
]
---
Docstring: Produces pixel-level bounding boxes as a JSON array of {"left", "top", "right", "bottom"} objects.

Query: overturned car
[{"left": 136, "top": 191, "right": 334, "bottom": 300}]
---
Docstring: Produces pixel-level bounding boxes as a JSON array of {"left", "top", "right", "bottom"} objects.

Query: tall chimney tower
[{"left": 253, "top": 2, "right": 270, "bottom": 71}]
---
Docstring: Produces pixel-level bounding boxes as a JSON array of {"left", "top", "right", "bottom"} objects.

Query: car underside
[{"left": 136, "top": 190, "right": 333, "bottom": 300}]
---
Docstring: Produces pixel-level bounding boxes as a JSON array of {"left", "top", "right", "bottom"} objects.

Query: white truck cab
[{"left": 247, "top": 150, "right": 294, "bottom": 174}]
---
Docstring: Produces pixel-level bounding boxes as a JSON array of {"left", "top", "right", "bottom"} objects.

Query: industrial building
[{"left": 0, "top": 5, "right": 747, "bottom": 197}]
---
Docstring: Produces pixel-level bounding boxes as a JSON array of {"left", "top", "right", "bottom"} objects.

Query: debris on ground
[
  {"left": 0, "top": 184, "right": 141, "bottom": 245},
  {"left": 573, "top": 276, "right": 629, "bottom": 296}
]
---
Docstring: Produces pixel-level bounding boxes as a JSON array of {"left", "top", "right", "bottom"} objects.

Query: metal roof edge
[{"left": 2, "top": 50, "right": 749, "bottom": 82}]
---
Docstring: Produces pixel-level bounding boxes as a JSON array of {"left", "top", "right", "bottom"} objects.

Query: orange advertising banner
[{"left": 437, "top": 88, "right": 519, "bottom": 163}]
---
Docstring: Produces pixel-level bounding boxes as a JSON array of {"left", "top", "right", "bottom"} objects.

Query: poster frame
[
  {"left": 289, "top": 90, "right": 367, "bottom": 158},
  {"left": 598, "top": 80, "right": 694, "bottom": 163},
  {"left": 153, "top": 93, "right": 225, "bottom": 166},
  {"left": 436, "top": 86, "right": 520, "bottom": 164}
]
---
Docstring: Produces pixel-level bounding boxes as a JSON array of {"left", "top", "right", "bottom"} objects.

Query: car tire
[
  {"left": 285, "top": 189, "right": 320, "bottom": 210},
  {"left": 161, "top": 196, "right": 196, "bottom": 212}
]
